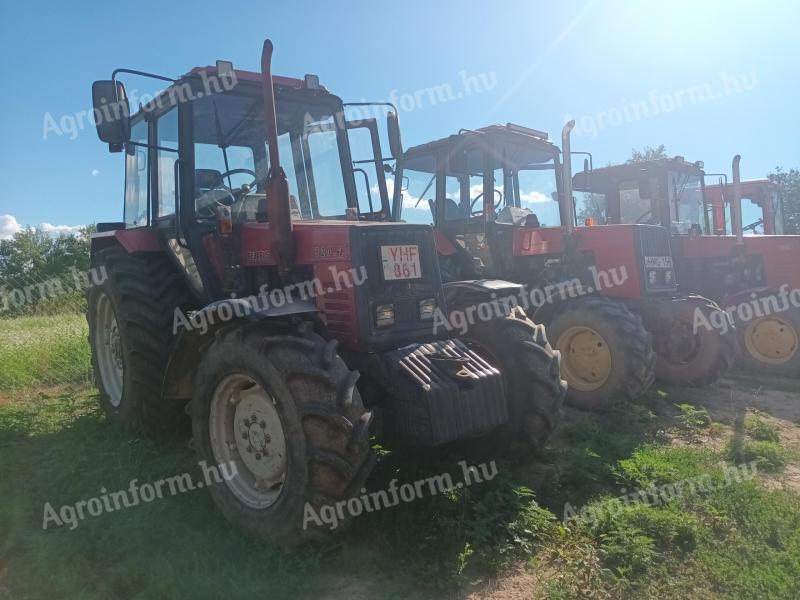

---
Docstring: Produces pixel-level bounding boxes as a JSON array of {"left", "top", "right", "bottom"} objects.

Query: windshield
[
  {"left": 191, "top": 90, "right": 352, "bottom": 221},
  {"left": 668, "top": 171, "right": 703, "bottom": 233}
]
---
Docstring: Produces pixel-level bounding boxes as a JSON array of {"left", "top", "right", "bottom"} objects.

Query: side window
[
  {"left": 124, "top": 119, "right": 148, "bottom": 227},
  {"left": 517, "top": 167, "right": 560, "bottom": 226},
  {"left": 155, "top": 108, "right": 179, "bottom": 217}
]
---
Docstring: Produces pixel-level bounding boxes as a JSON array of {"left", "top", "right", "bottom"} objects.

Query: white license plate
[
  {"left": 381, "top": 245, "right": 422, "bottom": 280},
  {"left": 644, "top": 256, "right": 674, "bottom": 268}
]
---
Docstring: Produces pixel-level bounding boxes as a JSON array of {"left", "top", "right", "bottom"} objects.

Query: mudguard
[{"left": 162, "top": 297, "right": 318, "bottom": 400}]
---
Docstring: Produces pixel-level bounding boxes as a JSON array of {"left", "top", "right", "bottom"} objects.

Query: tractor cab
[
  {"left": 393, "top": 123, "right": 563, "bottom": 229},
  {"left": 392, "top": 124, "right": 566, "bottom": 278},
  {"left": 572, "top": 158, "right": 708, "bottom": 235},
  {"left": 705, "top": 179, "right": 782, "bottom": 235}
]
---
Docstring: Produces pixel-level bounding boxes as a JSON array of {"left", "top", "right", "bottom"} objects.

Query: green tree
[
  {"left": 767, "top": 167, "right": 800, "bottom": 234},
  {"left": 627, "top": 145, "right": 668, "bottom": 163},
  {"left": 0, "top": 225, "right": 93, "bottom": 281}
]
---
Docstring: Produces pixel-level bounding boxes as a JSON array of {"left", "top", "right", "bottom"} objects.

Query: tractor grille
[
  {"left": 636, "top": 225, "right": 672, "bottom": 258},
  {"left": 635, "top": 225, "right": 677, "bottom": 293}
]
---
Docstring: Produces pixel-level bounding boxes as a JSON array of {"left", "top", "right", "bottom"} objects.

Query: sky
[{"left": 0, "top": 0, "right": 798, "bottom": 236}]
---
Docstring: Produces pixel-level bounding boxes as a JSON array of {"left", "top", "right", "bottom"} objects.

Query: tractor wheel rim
[
  {"left": 744, "top": 316, "right": 798, "bottom": 365},
  {"left": 95, "top": 293, "right": 123, "bottom": 407},
  {"left": 556, "top": 326, "right": 612, "bottom": 391},
  {"left": 209, "top": 374, "right": 288, "bottom": 509}
]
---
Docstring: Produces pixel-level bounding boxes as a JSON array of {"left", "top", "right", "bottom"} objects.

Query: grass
[
  {"left": 2, "top": 314, "right": 800, "bottom": 599},
  {"left": 0, "top": 314, "right": 91, "bottom": 390}
]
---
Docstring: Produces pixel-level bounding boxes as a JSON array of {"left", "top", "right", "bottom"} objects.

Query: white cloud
[
  {"left": 0, "top": 214, "right": 84, "bottom": 240},
  {"left": 0, "top": 214, "right": 21, "bottom": 240},
  {"left": 520, "top": 190, "right": 549, "bottom": 204},
  {"left": 38, "top": 222, "right": 84, "bottom": 236},
  {"left": 91, "top": 169, "right": 100, "bottom": 176}
]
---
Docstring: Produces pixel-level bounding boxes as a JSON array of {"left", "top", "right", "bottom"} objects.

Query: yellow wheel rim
[
  {"left": 556, "top": 326, "right": 612, "bottom": 391},
  {"left": 744, "top": 316, "right": 798, "bottom": 365}
]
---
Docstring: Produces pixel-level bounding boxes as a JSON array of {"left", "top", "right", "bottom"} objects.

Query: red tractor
[
  {"left": 389, "top": 122, "right": 735, "bottom": 408},
  {"left": 572, "top": 155, "right": 800, "bottom": 376},
  {"left": 87, "top": 40, "right": 566, "bottom": 544}
]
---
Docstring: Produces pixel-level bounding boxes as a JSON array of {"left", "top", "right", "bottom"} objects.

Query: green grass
[
  {"left": 0, "top": 314, "right": 91, "bottom": 390},
  {"left": 2, "top": 316, "right": 800, "bottom": 599}
]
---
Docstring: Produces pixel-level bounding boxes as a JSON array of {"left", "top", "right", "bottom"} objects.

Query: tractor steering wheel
[
  {"left": 211, "top": 168, "right": 258, "bottom": 206},
  {"left": 470, "top": 188, "right": 503, "bottom": 216}
]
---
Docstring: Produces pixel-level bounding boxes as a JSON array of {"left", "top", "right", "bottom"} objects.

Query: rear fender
[
  {"left": 528, "top": 283, "right": 596, "bottom": 326},
  {"left": 90, "top": 229, "right": 165, "bottom": 255},
  {"left": 162, "top": 297, "right": 318, "bottom": 400}
]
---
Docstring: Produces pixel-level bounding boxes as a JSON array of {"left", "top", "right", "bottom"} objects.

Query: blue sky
[{"left": 0, "top": 0, "right": 797, "bottom": 235}]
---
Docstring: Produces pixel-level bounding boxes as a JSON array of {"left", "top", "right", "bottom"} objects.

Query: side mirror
[
  {"left": 92, "top": 80, "right": 131, "bottom": 151},
  {"left": 387, "top": 111, "right": 403, "bottom": 159},
  {"left": 638, "top": 177, "right": 653, "bottom": 200}
]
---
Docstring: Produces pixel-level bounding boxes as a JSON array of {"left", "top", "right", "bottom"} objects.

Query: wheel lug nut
[
  {"left": 255, "top": 453, "right": 261, "bottom": 460},
  {"left": 260, "top": 420, "right": 266, "bottom": 428}
]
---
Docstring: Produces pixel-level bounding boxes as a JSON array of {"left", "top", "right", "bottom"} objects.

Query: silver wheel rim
[
  {"left": 95, "top": 292, "right": 124, "bottom": 407},
  {"left": 209, "top": 374, "right": 288, "bottom": 509}
]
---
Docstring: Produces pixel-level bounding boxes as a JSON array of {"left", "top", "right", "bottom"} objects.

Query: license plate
[
  {"left": 644, "top": 256, "right": 674, "bottom": 268},
  {"left": 381, "top": 245, "right": 422, "bottom": 280}
]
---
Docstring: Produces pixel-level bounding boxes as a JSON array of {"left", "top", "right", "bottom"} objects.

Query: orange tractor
[
  {"left": 389, "top": 122, "right": 736, "bottom": 408},
  {"left": 573, "top": 155, "right": 800, "bottom": 376},
  {"left": 87, "top": 40, "right": 565, "bottom": 543}
]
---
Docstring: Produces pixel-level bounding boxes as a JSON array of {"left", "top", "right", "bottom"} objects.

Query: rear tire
[
  {"left": 548, "top": 297, "right": 656, "bottom": 409},
  {"left": 190, "top": 321, "right": 374, "bottom": 545},
  {"left": 460, "top": 307, "right": 566, "bottom": 456},
  {"left": 736, "top": 305, "right": 800, "bottom": 377},
  {"left": 653, "top": 297, "right": 737, "bottom": 386},
  {"left": 87, "top": 247, "right": 190, "bottom": 437}
]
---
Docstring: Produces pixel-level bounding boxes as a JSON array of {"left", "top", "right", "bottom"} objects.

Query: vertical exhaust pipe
[
  {"left": 731, "top": 154, "right": 744, "bottom": 246},
  {"left": 260, "top": 39, "right": 295, "bottom": 274},
  {"left": 561, "top": 120, "right": 576, "bottom": 235}
]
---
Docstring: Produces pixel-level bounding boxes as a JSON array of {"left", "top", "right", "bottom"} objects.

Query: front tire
[
  {"left": 653, "top": 297, "right": 737, "bottom": 386},
  {"left": 190, "top": 321, "right": 374, "bottom": 545},
  {"left": 460, "top": 307, "right": 566, "bottom": 456},
  {"left": 548, "top": 297, "right": 656, "bottom": 409}
]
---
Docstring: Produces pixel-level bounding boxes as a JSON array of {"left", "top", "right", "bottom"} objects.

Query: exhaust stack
[
  {"left": 260, "top": 39, "right": 295, "bottom": 274},
  {"left": 560, "top": 120, "right": 576, "bottom": 235},
  {"left": 731, "top": 154, "right": 744, "bottom": 246}
]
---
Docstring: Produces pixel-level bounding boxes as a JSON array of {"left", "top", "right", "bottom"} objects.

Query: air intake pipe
[{"left": 260, "top": 39, "right": 295, "bottom": 275}]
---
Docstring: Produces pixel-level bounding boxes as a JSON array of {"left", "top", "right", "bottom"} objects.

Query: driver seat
[{"left": 429, "top": 198, "right": 467, "bottom": 220}]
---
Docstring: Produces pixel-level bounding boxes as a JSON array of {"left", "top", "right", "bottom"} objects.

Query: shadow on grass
[{"left": 0, "top": 388, "right": 556, "bottom": 599}]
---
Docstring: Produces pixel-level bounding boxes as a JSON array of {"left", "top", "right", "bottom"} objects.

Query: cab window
[
  {"left": 155, "top": 107, "right": 179, "bottom": 217},
  {"left": 123, "top": 118, "right": 149, "bottom": 227},
  {"left": 619, "top": 179, "right": 657, "bottom": 224}
]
